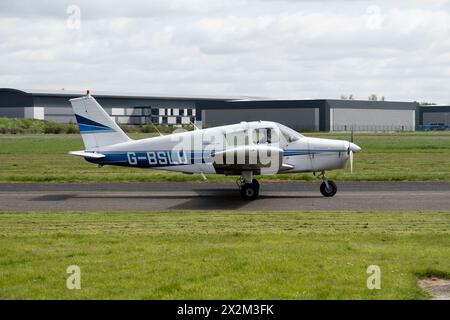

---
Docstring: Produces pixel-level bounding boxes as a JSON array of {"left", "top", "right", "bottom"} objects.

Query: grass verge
[{"left": 0, "top": 211, "right": 448, "bottom": 299}]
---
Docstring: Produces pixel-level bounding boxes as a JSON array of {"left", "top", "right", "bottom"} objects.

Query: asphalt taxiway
[{"left": 0, "top": 181, "right": 449, "bottom": 211}]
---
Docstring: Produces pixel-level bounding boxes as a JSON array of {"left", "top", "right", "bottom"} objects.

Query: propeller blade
[
  {"left": 348, "top": 130, "right": 355, "bottom": 174},
  {"left": 349, "top": 150, "right": 354, "bottom": 174}
]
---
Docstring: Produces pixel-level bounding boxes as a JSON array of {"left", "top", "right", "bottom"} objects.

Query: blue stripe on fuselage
[
  {"left": 284, "top": 149, "right": 347, "bottom": 156},
  {"left": 85, "top": 150, "right": 195, "bottom": 168},
  {"left": 84, "top": 149, "right": 347, "bottom": 168}
]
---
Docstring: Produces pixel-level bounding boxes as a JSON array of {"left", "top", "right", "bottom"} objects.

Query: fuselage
[{"left": 84, "top": 121, "right": 360, "bottom": 176}]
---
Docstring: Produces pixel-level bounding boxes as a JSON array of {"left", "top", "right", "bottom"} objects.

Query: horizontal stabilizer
[{"left": 69, "top": 150, "right": 105, "bottom": 159}]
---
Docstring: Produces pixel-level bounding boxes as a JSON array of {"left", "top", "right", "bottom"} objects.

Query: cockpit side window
[{"left": 278, "top": 124, "right": 303, "bottom": 142}]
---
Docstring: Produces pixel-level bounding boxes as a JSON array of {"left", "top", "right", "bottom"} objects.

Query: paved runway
[{"left": 1, "top": 181, "right": 450, "bottom": 211}]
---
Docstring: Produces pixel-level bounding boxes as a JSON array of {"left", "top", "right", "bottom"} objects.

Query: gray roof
[
  {"left": 419, "top": 105, "right": 450, "bottom": 112},
  {"left": 420, "top": 104, "right": 450, "bottom": 108},
  {"left": 13, "top": 88, "right": 263, "bottom": 101}
]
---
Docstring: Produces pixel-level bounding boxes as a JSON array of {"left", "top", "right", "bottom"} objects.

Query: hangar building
[
  {"left": 0, "top": 88, "right": 239, "bottom": 126},
  {"left": 419, "top": 105, "right": 450, "bottom": 127},
  {"left": 197, "top": 99, "right": 419, "bottom": 131},
  {"left": 0, "top": 87, "right": 432, "bottom": 132}
]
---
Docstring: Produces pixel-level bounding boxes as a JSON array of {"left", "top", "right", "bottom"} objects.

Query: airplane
[{"left": 69, "top": 93, "right": 361, "bottom": 200}]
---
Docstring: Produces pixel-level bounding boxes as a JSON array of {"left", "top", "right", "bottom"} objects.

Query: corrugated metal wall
[
  {"left": 203, "top": 108, "right": 319, "bottom": 131},
  {"left": 330, "top": 108, "right": 416, "bottom": 131}
]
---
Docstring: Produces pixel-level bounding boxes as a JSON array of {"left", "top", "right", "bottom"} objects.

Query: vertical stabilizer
[{"left": 70, "top": 95, "right": 131, "bottom": 150}]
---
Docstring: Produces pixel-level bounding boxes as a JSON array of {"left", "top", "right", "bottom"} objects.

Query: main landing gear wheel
[
  {"left": 240, "top": 184, "right": 258, "bottom": 200},
  {"left": 320, "top": 180, "right": 337, "bottom": 197},
  {"left": 252, "top": 179, "right": 260, "bottom": 194},
  {"left": 240, "top": 179, "right": 260, "bottom": 201}
]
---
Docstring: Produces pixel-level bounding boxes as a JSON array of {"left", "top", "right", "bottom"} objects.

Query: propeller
[
  {"left": 349, "top": 148, "right": 354, "bottom": 174},
  {"left": 348, "top": 128, "right": 355, "bottom": 174}
]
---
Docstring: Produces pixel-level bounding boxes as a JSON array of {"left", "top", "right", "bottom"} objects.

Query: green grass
[
  {"left": 0, "top": 132, "right": 449, "bottom": 182},
  {"left": 0, "top": 211, "right": 448, "bottom": 299}
]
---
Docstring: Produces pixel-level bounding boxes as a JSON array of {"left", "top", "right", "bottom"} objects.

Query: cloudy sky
[{"left": 1, "top": 0, "right": 450, "bottom": 103}]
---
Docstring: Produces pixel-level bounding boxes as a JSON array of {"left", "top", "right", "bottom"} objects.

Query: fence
[{"left": 332, "top": 124, "right": 416, "bottom": 132}]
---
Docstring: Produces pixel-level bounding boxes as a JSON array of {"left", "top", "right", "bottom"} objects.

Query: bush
[
  {"left": 0, "top": 117, "right": 193, "bottom": 135},
  {"left": 65, "top": 123, "right": 79, "bottom": 134},
  {"left": 0, "top": 118, "right": 78, "bottom": 134},
  {"left": 0, "top": 126, "right": 24, "bottom": 134}
]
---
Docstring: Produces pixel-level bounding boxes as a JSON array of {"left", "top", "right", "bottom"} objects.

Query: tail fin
[{"left": 70, "top": 94, "right": 131, "bottom": 150}]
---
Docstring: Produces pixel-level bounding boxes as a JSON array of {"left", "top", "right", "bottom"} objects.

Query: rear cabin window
[
  {"left": 226, "top": 130, "right": 249, "bottom": 147},
  {"left": 252, "top": 128, "right": 279, "bottom": 145}
]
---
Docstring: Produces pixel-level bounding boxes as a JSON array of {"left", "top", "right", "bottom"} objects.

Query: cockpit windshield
[{"left": 277, "top": 123, "right": 304, "bottom": 142}]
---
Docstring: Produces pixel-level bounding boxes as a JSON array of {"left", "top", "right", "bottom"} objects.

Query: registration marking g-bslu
[{"left": 127, "top": 151, "right": 189, "bottom": 166}]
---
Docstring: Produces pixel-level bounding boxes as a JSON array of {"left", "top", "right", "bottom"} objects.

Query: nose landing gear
[{"left": 317, "top": 171, "right": 338, "bottom": 197}]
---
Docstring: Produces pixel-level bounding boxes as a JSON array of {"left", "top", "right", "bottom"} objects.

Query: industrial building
[
  {"left": 197, "top": 99, "right": 419, "bottom": 131},
  {"left": 419, "top": 105, "right": 450, "bottom": 127},
  {"left": 0, "top": 88, "right": 240, "bottom": 127},
  {"left": 0, "top": 87, "right": 447, "bottom": 131}
]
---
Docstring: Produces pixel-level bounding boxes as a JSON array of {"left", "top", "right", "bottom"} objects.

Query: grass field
[
  {"left": 0, "top": 211, "right": 448, "bottom": 299},
  {"left": 0, "top": 132, "right": 449, "bottom": 182}
]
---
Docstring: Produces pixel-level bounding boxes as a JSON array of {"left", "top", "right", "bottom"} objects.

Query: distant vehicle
[
  {"left": 419, "top": 123, "right": 448, "bottom": 131},
  {"left": 429, "top": 123, "right": 447, "bottom": 130},
  {"left": 69, "top": 93, "right": 361, "bottom": 200}
]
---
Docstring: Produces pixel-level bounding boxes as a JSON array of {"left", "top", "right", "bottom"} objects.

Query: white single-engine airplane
[{"left": 69, "top": 93, "right": 361, "bottom": 200}]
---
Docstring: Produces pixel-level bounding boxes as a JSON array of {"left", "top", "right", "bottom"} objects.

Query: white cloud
[{"left": 0, "top": 0, "right": 450, "bottom": 103}]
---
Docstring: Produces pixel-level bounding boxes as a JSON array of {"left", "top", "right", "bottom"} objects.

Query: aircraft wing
[
  {"left": 69, "top": 150, "right": 106, "bottom": 159},
  {"left": 211, "top": 145, "right": 284, "bottom": 175}
]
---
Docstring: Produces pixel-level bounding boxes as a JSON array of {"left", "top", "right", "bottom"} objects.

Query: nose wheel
[
  {"left": 317, "top": 171, "right": 338, "bottom": 197},
  {"left": 320, "top": 180, "right": 337, "bottom": 197}
]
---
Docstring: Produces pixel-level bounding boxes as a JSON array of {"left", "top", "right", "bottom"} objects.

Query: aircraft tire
[
  {"left": 241, "top": 183, "right": 259, "bottom": 201},
  {"left": 320, "top": 181, "right": 337, "bottom": 197},
  {"left": 252, "top": 179, "right": 260, "bottom": 196}
]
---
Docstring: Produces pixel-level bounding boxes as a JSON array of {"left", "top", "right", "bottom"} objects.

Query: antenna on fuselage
[
  {"left": 150, "top": 122, "right": 164, "bottom": 136},
  {"left": 190, "top": 121, "right": 200, "bottom": 131}
]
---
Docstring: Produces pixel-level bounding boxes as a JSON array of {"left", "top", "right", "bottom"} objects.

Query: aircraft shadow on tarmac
[
  {"left": 32, "top": 194, "right": 77, "bottom": 201},
  {"left": 166, "top": 195, "right": 323, "bottom": 210},
  {"left": 30, "top": 189, "right": 323, "bottom": 210}
]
